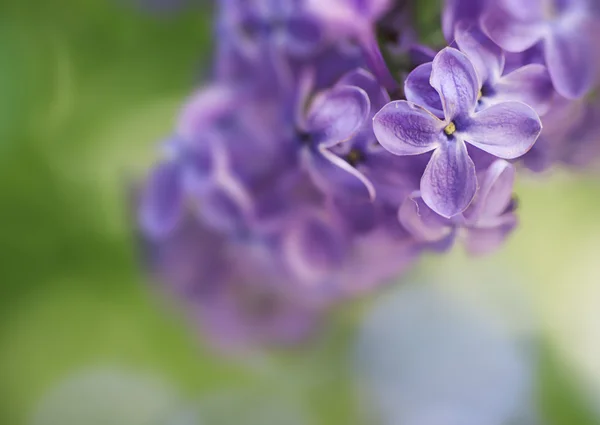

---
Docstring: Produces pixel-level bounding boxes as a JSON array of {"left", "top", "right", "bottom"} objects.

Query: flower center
[
  {"left": 345, "top": 149, "right": 364, "bottom": 167},
  {"left": 297, "top": 130, "right": 313, "bottom": 145},
  {"left": 444, "top": 122, "right": 456, "bottom": 136}
]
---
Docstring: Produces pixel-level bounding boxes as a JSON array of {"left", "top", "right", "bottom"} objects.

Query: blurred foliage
[{"left": 0, "top": 0, "right": 599, "bottom": 424}]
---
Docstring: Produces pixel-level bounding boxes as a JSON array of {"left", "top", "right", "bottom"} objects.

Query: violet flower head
[
  {"left": 481, "top": 0, "right": 600, "bottom": 98},
  {"left": 373, "top": 47, "right": 541, "bottom": 218},
  {"left": 135, "top": 0, "right": 600, "bottom": 351}
]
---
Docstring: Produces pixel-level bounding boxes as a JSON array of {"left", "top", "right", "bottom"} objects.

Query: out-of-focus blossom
[
  {"left": 481, "top": 0, "right": 600, "bottom": 99},
  {"left": 373, "top": 48, "right": 541, "bottom": 218}
]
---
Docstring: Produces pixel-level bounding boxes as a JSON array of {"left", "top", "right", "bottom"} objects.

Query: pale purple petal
[
  {"left": 464, "top": 214, "right": 518, "bottom": 255},
  {"left": 408, "top": 44, "right": 437, "bottom": 67},
  {"left": 303, "top": 147, "right": 376, "bottom": 201},
  {"left": 462, "top": 102, "right": 542, "bottom": 159},
  {"left": 285, "top": 15, "right": 324, "bottom": 57},
  {"left": 282, "top": 213, "right": 347, "bottom": 283},
  {"left": 454, "top": 21, "right": 505, "bottom": 84},
  {"left": 398, "top": 192, "right": 453, "bottom": 242},
  {"left": 493, "top": 64, "right": 554, "bottom": 115},
  {"left": 481, "top": 4, "right": 546, "bottom": 52},
  {"left": 139, "top": 161, "right": 183, "bottom": 239},
  {"left": 421, "top": 140, "right": 477, "bottom": 218},
  {"left": 197, "top": 174, "right": 254, "bottom": 234},
  {"left": 373, "top": 101, "right": 444, "bottom": 156},
  {"left": 430, "top": 48, "right": 480, "bottom": 120},
  {"left": 307, "top": 85, "right": 370, "bottom": 147},
  {"left": 361, "top": 31, "right": 399, "bottom": 90},
  {"left": 544, "top": 22, "right": 597, "bottom": 99},
  {"left": 442, "top": 0, "right": 485, "bottom": 41},
  {"left": 464, "top": 160, "right": 515, "bottom": 223},
  {"left": 337, "top": 68, "right": 390, "bottom": 112},
  {"left": 404, "top": 63, "right": 444, "bottom": 118}
]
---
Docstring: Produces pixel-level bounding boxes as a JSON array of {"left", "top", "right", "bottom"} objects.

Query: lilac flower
[
  {"left": 306, "top": 0, "right": 397, "bottom": 88},
  {"left": 524, "top": 97, "right": 600, "bottom": 171},
  {"left": 399, "top": 160, "right": 518, "bottom": 255},
  {"left": 145, "top": 214, "right": 323, "bottom": 350},
  {"left": 219, "top": 0, "right": 324, "bottom": 59},
  {"left": 373, "top": 47, "right": 541, "bottom": 218},
  {"left": 481, "top": 0, "right": 600, "bottom": 99},
  {"left": 442, "top": 0, "right": 488, "bottom": 41},
  {"left": 406, "top": 23, "right": 555, "bottom": 116},
  {"left": 294, "top": 86, "right": 372, "bottom": 201}
]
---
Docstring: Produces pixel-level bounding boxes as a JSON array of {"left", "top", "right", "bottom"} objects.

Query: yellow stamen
[
  {"left": 477, "top": 90, "right": 483, "bottom": 101},
  {"left": 444, "top": 122, "right": 456, "bottom": 136}
]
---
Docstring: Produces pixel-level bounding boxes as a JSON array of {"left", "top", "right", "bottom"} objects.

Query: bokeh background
[{"left": 2, "top": 1, "right": 600, "bottom": 424}]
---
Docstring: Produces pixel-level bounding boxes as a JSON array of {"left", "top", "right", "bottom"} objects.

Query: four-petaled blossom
[
  {"left": 373, "top": 47, "right": 542, "bottom": 218},
  {"left": 481, "top": 0, "right": 600, "bottom": 99},
  {"left": 299, "top": 83, "right": 375, "bottom": 200}
]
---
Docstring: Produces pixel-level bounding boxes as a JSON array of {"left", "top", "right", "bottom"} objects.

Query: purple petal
[
  {"left": 197, "top": 174, "right": 254, "bottom": 234},
  {"left": 464, "top": 214, "right": 518, "bottom": 255},
  {"left": 491, "top": 0, "right": 545, "bottom": 20},
  {"left": 544, "top": 22, "right": 597, "bottom": 99},
  {"left": 463, "top": 102, "right": 542, "bottom": 159},
  {"left": 337, "top": 68, "right": 390, "bottom": 112},
  {"left": 421, "top": 140, "right": 477, "bottom": 218},
  {"left": 282, "top": 213, "right": 347, "bottom": 283},
  {"left": 285, "top": 15, "right": 324, "bottom": 57},
  {"left": 307, "top": 85, "right": 370, "bottom": 148},
  {"left": 404, "top": 63, "right": 444, "bottom": 118},
  {"left": 361, "top": 32, "right": 399, "bottom": 90},
  {"left": 464, "top": 160, "right": 515, "bottom": 223},
  {"left": 408, "top": 44, "right": 437, "bottom": 67},
  {"left": 430, "top": 48, "right": 480, "bottom": 120},
  {"left": 398, "top": 192, "right": 454, "bottom": 242},
  {"left": 177, "top": 85, "right": 235, "bottom": 141},
  {"left": 139, "top": 161, "right": 183, "bottom": 239},
  {"left": 373, "top": 101, "right": 444, "bottom": 156},
  {"left": 303, "top": 146, "right": 376, "bottom": 201},
  {"left": 481, "top": 3, "right": 546, "bottom": 53},
  {"left": 454, "top": 21, "right": 505, "bottom": 84},
  {"left": 442, "top": 0, "right": 485, "bottom": 41},
  {"left": 493, "top": 64, "right": 554, "bottom": 115}
]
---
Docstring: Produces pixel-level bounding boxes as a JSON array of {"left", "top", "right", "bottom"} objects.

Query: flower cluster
[{"left": 138, "top": 0, "right": 600, "bottom": 349}]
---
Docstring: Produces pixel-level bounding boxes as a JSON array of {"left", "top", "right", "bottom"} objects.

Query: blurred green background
[{"left": 1, "top": 1, "right": 600, "bottom": 424}]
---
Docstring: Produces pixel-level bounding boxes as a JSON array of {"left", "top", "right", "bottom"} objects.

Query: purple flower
[
  {"left": 373, "top": 47, "right": 541, "bottom": 218},
  {"left": 399, "top": 159, "right": 518, "bottom": 255},
  {"left": 481, "top": 0, "right": 600, "bottom": 99},
  {"left": 306, "top": 0, "right": 397, "bottom": 88},
  {"left": 406, "top": 23, "right": 555, "bottom": 116},
  {"left": 442, "top": 0, "right": 488, "bottom": 41},
  {"left": 144, "top": 214, "right": 323, "bottom": 350},
  {"left": 219, "top": 0, "right": 324, "bottom": 59},
  {"left": 524, "top": 96, "right": 600, "bottom": 171},
  {"left": 298, "top": 79, "right": 375, "bottom": 200}
]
